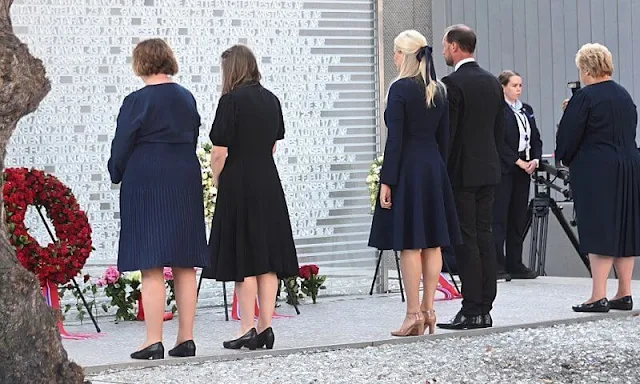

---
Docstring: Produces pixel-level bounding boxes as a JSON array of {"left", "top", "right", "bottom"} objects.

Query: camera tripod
[{"left": 523, "top": 171, "right": 591, "bottom": 277}]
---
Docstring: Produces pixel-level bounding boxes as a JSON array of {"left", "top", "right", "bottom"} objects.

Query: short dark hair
[
  {"left": 444, "top": 24, "right": 477, "bottom": 54},
  {"left": 132, "top": 38, "right": 178, "bottom": 76}
]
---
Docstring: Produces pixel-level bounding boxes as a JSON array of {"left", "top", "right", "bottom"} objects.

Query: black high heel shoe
[
  {"left": 223, "top": 328, "right": 258, "bottom": 350},
  {"left": 168, "top": 340, "right": 196, "bottom": 357},
  {"left": 256, "top": 327, "right": 275, "bottom": 349},
  {"left": 130, "top": 342, "right": 164, "bottom": 360}
]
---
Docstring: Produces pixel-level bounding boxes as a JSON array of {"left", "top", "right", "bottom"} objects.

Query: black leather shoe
[
  {"left": 508, "top": 265, "right": 537, "bottom": 279},
  {"left": 482, "top": 313, "right": 493, "bottom": 327},
  {"left": 609, "top": 296, "right": 633, "bottom": 311},
  {"left": 436, "top": 311, "right": 486, "bottom": 330},
  {"left": 130, "top": 342, "right": 164, "bottom": 360},
  {"left": 256, "top": 327, "right": 275, "bottom": 349},
  {"left": 496, "top": 272, "right": 512, "bottom": 282},
  {"left": 572, "top": 298, "right": 610, "bottom": 313},
  {"left": 223, "top": 328, "right": 258, "bottom": 350},
  {"left": 168, "top": 340, "right": 196, "bottom": 357}
]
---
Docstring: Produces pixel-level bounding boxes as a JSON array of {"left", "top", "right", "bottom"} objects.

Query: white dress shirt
[{"left": 454, "top": 57, "right": 476, "bottom": 71}]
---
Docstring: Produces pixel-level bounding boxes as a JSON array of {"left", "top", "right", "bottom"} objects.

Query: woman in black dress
[
  {"left": 368, "top": 30, "right": 461, "bottom": 336},
  {"left": 108, "top": 38, "right": 208, "bottom": 360},
  {"left": 202, "top": 45, "right": 299, "bottom": 349},
  {"left": 557, "top": 43, "right": 640, "bottom": 312},
  {"left": 493, "top": 70, "right": 542, "bottom": 280}
]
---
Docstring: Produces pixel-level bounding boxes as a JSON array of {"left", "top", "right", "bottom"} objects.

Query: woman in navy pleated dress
[
  {"left": 108, "top": 38, "right": 208, "bottom": 360},
  {"left": 368, "top": 30, "right": 461, "bottom": 337},
  {"left": 557, "top": 43, "right": 640, "bottom": 313}
]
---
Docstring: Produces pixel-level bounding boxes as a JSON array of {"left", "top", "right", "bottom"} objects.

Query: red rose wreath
[{"left": 3, "top": 167, "right": 93, "bottom": 285}]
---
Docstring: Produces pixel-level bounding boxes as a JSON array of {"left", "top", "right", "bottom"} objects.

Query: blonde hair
[
  {"left": 392, "top": 30, "right": 443, "bottom": 107},
  {"left": 575, "top": 43, "right": 614, "bottom": 78}
]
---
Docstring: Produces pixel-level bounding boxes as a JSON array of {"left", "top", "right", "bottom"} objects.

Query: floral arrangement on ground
[
  {"left": 60, "top": 266, "right": 178, "bottom": 322},
  {"left": 280, "top": 264, "right": 327, "bottom": 305},
  {"left": 365, "top": 155, "right": 383, "bottom": 213}
]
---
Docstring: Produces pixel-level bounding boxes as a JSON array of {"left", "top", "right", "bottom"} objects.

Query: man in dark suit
[{"left": 436, "top": 24, "right": 504, "bottom": 330}]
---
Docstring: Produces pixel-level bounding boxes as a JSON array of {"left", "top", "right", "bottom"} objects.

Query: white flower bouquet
[
  {"left": 196, "top": 142, "right": 218, "bottom": 221},
  {"left": 365, "top": 155, "right": 383, "bottom": 213}
]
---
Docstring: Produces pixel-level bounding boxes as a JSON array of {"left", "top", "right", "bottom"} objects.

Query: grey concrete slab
[{"left": 65, "top": 276, "right": 640, "bottom": 374}]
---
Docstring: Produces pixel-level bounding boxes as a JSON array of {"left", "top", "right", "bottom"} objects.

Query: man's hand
[
  {"left": 561, "top": 98, "right": 570, "bottom": 111},
  {"left": 380, "top": 184, "right": 392, "bottom": 209}
]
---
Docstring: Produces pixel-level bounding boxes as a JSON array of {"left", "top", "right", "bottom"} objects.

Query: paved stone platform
[{"left": 60, "top": 276, "right": 640, "bottom": 377}]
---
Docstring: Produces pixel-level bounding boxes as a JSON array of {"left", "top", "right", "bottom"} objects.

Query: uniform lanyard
[{"left": 513, "top": 109, "right": 531, "bottom": 160}]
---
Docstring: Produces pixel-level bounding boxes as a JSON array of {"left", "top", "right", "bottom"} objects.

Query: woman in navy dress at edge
[
  {"left": 201, "top": 44, "right": 299, "bottom": 350},
  {"left": 557, "top": 43, "right": 640, "bottom": 313},
  {"left": 108, "top": 38, "right": 209, "bottom": 360},
  {"left": 368, "top": 30, "right": 462, "bottom": 337}
]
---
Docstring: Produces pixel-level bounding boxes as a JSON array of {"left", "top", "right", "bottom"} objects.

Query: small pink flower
[
  {"left": 96, "top": 278, "right": 107, "bottom": 287},
  {"left": 104, "top": 266, "right": 120, "bottom": 284},
  {"left": 163, "top": 267, "right": 173, "bottom": 281}
]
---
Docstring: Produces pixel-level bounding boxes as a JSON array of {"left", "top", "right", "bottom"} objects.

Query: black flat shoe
[
  {"left": 223, "top": 328, "right": 258, "bottom": 350},
  {"left": 168, "top": 340, "right": 196, "bottom": 357},
  {"left": 256, "top": 327, "right": 275, "bottom": 349},
  {"left": 609, "top": 296, "right": 633, "bottom": 311},
  {"left": 130, "top": 342, "right": 164, "bottom": 360},
  {"left": 436, "top": 311, "right": 486, "bottom": 330},
  {"left": 482, "top": 313, "right": 493, "bottom": 327},
  {"left": 572, "top": 298, "right": 610, "bottom": 313}
]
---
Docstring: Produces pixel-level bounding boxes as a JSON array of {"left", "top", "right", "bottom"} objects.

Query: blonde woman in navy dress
[
  {"left": 108, "top": 39, "right": 208, "bottom": 360},
  {"left": 368, "top": 30, "right": 462, "bottom": 336}
]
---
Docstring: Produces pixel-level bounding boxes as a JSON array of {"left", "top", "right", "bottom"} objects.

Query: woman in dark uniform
[
  {"left": 557, "top": 43, "right": 640, "bottom": 312},
  {"left": 493, "top": 70, "right": 542, "bottom": 280}
]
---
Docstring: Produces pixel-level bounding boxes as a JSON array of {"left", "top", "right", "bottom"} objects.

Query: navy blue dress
[
  {"left": 368, "top": 77, "right": 462, "bottom": 251},
  {"left": 200, "top": 83, "right": 299, "bottom": 282},
  {"left": 108, "top": 83, "right": 209, "bottom": 272},
  {"left": 556, "top": 80, "right": 640, "bottom": 257}
]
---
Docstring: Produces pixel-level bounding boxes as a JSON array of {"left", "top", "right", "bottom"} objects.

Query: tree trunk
[{"left": 0, "top": 1, "right": 85, "bottom": 382}]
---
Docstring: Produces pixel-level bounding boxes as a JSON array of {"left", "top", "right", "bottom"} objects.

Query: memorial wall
[{"left": 7, "top": 0, "right": 379, "bottom": 273}]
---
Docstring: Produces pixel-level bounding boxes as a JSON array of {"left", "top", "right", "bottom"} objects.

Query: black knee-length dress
[{"left": 201, "top": 82, "right": 299, "bottom": 282}]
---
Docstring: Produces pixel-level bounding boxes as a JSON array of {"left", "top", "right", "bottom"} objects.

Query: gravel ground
[{"left": 91, "top": 316, "right": 640, "bottom": 384}]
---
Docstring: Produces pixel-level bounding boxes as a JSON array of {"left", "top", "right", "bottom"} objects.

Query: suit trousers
[
  {"left": 453, "top": 186, "right": 497, "bottom": 316},
  {"left": 493, "top": 168, "right": 531, "bottom": 272}
]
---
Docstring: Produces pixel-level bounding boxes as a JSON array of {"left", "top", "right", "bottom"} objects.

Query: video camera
[{"left": 532, "top": 156, "right": 572, "bottom": 201}]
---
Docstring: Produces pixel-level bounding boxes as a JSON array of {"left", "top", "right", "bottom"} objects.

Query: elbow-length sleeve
[
  {"left": 209, "top": 93, "right": 236, "bottom": 147},
  {"left": 436, "top": 96, "right": 450, "bottom": 164},
  {"left": 107, "top": 93, "right": 145, "bottom": 184},
  {"left": 556, "top": 90, "right": 589, "bottom": 166},
  {"left": 380, "top": 82, "right": 405, "bottom": 186}
]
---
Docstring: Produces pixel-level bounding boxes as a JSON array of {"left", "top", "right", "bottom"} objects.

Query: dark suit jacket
[
  {"left": 498, "top": 102, "right": 543, "bottom": 173},
  {"left": 442, "top": 62, "right": 504, "bottom": 187}
]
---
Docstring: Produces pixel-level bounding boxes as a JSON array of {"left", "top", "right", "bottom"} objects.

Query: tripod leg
[
  {"left": 284, "top": 279, "right": 301, "bottom": 315},
  {"left": 550, "top": 201, "right": 591, "bottom": 275},
  {"left": 394, "top": 251, "right": 405, "bottom": 302},
  {"left": 369, "top": 249, "right": 384, "bottom": 295},
  {"left": 539, "top": 213, "right": 549, "bottom": 276},
  {"left": 523, "top": 200, "right": 533, "bottom": 239},
  {"left": 222, "top": 281, "right": 229, "bottom": 321},
  {"left": 197, "top": 272, "right": 203, "bottom": 298},
  {"left": 441, "top": 251, "right": 460, "bottom": 294},
  {"left": 529, "top": 213, "right": 540, "bottom": 273},
  {"left": 72, "top": 277, "right": 101, "bottom": 333}
]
